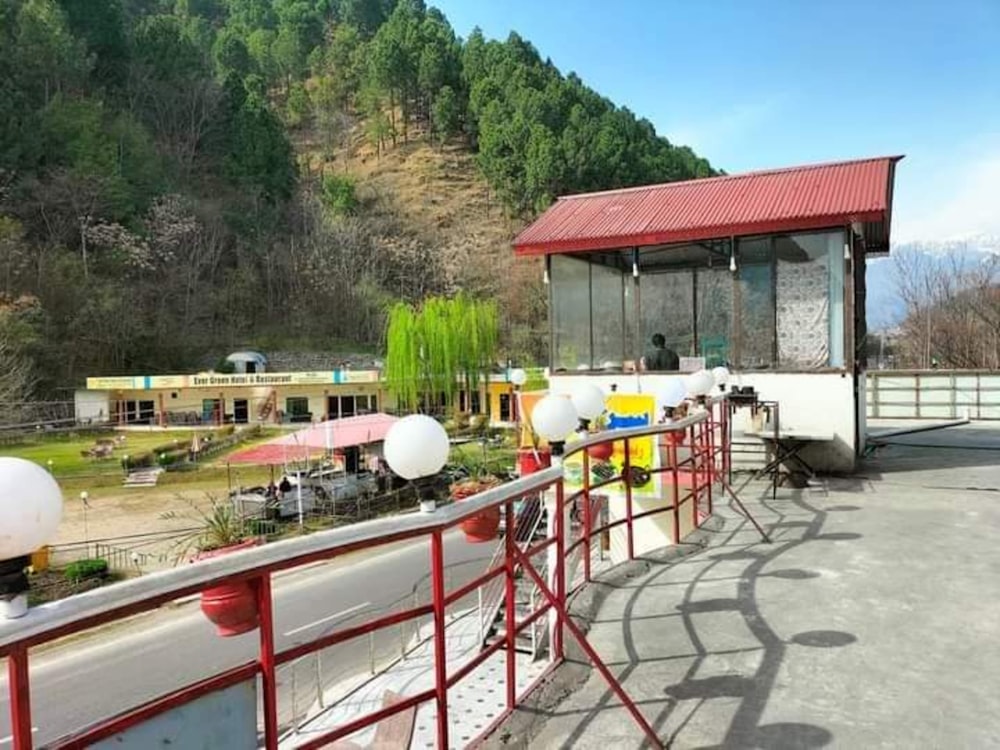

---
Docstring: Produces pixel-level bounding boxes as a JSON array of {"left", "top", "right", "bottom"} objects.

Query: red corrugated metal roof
[{"left": 513, "top": 156, "right": 903, "bottom": 255}]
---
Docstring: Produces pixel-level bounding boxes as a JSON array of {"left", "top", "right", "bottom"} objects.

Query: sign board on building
[{"left": 86, "top": 371, "right": 382, "bottom": 391}]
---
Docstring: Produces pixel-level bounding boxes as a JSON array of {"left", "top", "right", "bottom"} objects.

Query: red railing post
[
  {"left": 8, "top": 645, "right": 32, "bottom": 750},
  {"left": 554, "top": 478, "right": 566, "bottom": 661},
  {"left": 257, "top": 574, "right": 278, "bottom": 750},
  {"left": 504, "top": 499, "right": 516, "bottom": 709},
  {"left": 706, "top": 411, "right": 716, "bottom": 519},
  {"left": 430, "top": 530, "right": 449, "bottom": 749},
  {"left": 623, "top": 437, "right": 634, "bottom": 561},
  {"left": 582, "top": 450, "right": 592, "bottom": 583},
  {"left": 669, "top": 435, "right": 680, "bottom": 545}
]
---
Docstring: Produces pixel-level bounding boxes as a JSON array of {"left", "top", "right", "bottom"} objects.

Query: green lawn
[
  {"left": 3, "top": 428, "right": 282, "bottom": 491},
  {"left": 3, "top": 431, "right": 198, "bottom": 475}
]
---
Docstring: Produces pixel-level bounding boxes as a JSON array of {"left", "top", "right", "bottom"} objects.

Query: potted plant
[
  {"left": 584, "top": 412, "right": 614, "bottom": 461},
  {"left": 163, "top": 496, "right": 260, "bottom": 637},
  {"left": 448, "top": 451, "right": 504, "bottom": 543}
]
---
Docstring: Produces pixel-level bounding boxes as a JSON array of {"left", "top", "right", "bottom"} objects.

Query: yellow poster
[{"left": 562, "top": 393, "right": 659, "bottom": 499}]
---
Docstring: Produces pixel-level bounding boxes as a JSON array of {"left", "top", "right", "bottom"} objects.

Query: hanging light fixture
[
  {"left": 729, "top": 247, "right": 737, "bottom": 272},
  {"left": 844, "top": 241, "right": 852, "bottom": 261}
]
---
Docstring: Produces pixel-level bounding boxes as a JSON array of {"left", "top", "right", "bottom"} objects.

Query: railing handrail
[
  {"left": 1, "top": 415, "right": 711, "bottom": 654},
  {"left": 562, "top": 409, "right": 709, "bottom": 459},
  {"left": 0, "top": 467, "right": 563, "bottom": 653},
  {"left": 868, "top": 368, "right": 1000, "bottom": 376},
  {"left": 2, "top": 400, "right": 736, "bottom": 750}
]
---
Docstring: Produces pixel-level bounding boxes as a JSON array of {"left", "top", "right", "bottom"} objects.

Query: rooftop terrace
[{"left": 487, "top": 420, "right": 1000, "bottom": 748}]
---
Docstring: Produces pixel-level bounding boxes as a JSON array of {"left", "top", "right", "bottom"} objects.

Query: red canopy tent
[{"left": 226, "top": 413, "right": 399, "bottom": 465}]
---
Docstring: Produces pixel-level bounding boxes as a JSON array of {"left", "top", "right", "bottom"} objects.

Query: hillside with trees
[{"left": 0, "top": 0, "right": 716, "bottom": 402}]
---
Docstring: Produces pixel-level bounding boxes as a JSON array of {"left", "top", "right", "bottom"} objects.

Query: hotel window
[
  {"left": 499, "top": 393, "right": 512, "bottom": 421},
  {"left": 286, "top": 397, "right": 309, "bottom": 418}
]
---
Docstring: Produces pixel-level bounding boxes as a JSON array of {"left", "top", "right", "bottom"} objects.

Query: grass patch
[{"left": 3, "top": 427, "right": 285, "bottom": 494}]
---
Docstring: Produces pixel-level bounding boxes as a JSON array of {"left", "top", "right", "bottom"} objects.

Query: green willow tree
[{"left": 385, "top": 294, "right": 498, "bottom": 414}]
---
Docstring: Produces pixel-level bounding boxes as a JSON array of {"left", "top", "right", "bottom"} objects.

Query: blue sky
[{"left": 432, "top": 0, "right": 1000, "bottom": 243}]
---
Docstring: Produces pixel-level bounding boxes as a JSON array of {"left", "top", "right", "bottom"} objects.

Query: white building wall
[
  {"left": 550, "top": 371, "right": 858, "bottom": 473},
  {"left": 74, "top": 389, "right": 110, "bottom": 424}
]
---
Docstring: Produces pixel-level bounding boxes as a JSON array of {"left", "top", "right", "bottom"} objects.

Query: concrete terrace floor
[{"left": 485, "top": 422, "right": 1000, "bottom": 749}]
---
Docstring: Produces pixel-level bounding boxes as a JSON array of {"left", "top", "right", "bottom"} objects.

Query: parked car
[{"left": 232, "top": 470, "right": 378, "bottom": 520}]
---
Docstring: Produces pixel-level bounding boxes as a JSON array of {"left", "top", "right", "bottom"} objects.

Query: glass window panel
[
  {"left": 641, "top": 271, "right": 693, "bottom": 363},
  {"left": 550, "top": 255, "right": 592, "bottom": 371},
  {"left": 736, "top": 238, "right": 775, "bottom": 368},
  {"left": 697, "top": 267, "right": 732, "bottom": 367},
  {"left": 591, "top": 260, "right": 625, "bottom": 368},
  {"left": 775, "top": 230, "right": 845, "bottom": 368},
  {"left": 827, "top": 232, "right": 846, "bottom": 367}
]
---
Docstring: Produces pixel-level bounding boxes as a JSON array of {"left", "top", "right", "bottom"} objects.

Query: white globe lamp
[
  {"left": 657, "top": 379, "right": 689, "bottom": 418},
  {"left": 0, "top": 457, "right": 64, "bottom": 619},
  {"left": 712, "top": 366, "right": 730, "bottom": 392},
  {"left": 383, "top": 415, "right": 450, "bottom": 513},
  {"left": 531, "top": 395, "right": 579, "bottom": 458},
  {"left": 509, "top": 368, "right": 527, "bottom": 387},
  {"left": 685, "top": 370, "right": 715, "bottom": 398},
  {"left": 570, "top": 384, "right": 605, "bottom": 430}
]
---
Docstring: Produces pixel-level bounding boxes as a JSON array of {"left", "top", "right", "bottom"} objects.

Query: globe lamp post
[
  {"left": 570, "top": 384, "right": 606, "bottom": 432},
  {"left": 657, "top": 379, "right": 688, "bottom": 420},
  {"left": 383, "top": 415, "right": 450, "bottom": 513},
  {"left": 509, "top": 367, "right": 527, "bottom": 438},
  {"left": 684, "top": 369, "right": 716, "bottom": 403},
  {"left": 0, "top": 457, "right": 64, "bottom": 619},
  {"left": 712, "top": 366, "right": 731, "bottom": 393},
  {"left": 530, "top": 395, "right": 579, "bottom": 459}
]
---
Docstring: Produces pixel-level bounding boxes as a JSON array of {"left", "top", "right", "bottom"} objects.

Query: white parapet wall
[{"left": 550, "top": 371, "right": 859, "bottom": 474}]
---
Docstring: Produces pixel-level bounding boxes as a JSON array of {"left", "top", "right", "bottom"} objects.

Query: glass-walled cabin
[{"left": 549, "top": 229, "right": 850, "bottom": 374}]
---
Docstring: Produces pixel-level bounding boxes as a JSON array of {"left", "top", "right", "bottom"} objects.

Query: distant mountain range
[{"left": 866, "top": 234, "right": 1000, "bottom": 330}]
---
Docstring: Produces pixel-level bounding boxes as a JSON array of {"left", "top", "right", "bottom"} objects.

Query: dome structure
[{"left": 225, "top": 351, "right": 268, "bottom": 374}]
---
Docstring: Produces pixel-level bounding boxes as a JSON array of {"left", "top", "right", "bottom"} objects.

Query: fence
[
  {"left": 867, "top": 369, "right": 1000, "bottom": 420},
  {"left": 0, "top": 398, "right": 760, "bottom": 750}
]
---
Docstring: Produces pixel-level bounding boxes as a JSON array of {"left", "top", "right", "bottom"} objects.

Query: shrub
[
  {"left": 64, "top": 558, "right": 109, "bottom": 583},
  {"left": 320, "top": 173, "right": 358, "bottom": 216},
  {"left": 246, "top": 518, "right": 280, "bottom": 537}
]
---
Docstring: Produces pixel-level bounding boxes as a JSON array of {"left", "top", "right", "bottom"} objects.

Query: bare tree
[
  {"left": 893, "top": 247, "right": 1000, "bottom": 368},
  {"left": 0, "top": 324, "right": 35, "bottom": 424}
]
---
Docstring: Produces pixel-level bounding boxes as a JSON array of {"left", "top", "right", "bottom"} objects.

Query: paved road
[{"left": 0, "top": 530, "right": 494, "bottom": 746}]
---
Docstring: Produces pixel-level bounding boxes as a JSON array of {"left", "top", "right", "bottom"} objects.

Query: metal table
[{"left": 746, "top": 429, "right": 835, "bottom": 498}]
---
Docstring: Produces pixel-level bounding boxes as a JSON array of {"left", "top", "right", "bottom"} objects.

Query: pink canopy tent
[{"left": 227, "top": 413, "right": 399, "bottom": 465}]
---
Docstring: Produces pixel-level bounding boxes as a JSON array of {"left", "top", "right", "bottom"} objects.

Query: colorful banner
[{"left": 563, "top": 393, "right": 660, "bottom": 499}]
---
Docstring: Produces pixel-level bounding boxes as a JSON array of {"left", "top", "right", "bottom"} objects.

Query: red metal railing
[{"left": 1, "top": 397, "right": 760, "bottom": 750}]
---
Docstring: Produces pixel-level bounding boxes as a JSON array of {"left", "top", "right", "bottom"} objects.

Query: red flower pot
[
  {"left": 517, "top": 448, "right": 552, "bottom": 476},
  {"left": 459, "top": 506, "right": 501, "bottom": 543},
  {"left": 193, "top": 540, "right": 260, "bottom": 637},
  {"left": 586, "top": 441, "right": 614, "bottom": 461},
  {"left": 451, "top": 481, "right": 501, "bottom": 543}
]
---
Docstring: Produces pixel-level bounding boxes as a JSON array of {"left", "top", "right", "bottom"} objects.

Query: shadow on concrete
[
  {"left": 864, "top": 423, "right": 1000, "bottom": 476},
  {"left": 542, "top": 487, "right": 858, "bottom": 749}
]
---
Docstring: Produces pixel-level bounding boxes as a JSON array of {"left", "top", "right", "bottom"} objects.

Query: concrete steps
[{"left": 123, "top": 468, "right": 163, "bottom": 488}]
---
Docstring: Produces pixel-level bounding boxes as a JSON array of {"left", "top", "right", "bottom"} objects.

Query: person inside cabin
[{"left": 642, "top": 333, "right": 680, "bottom": 372}]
